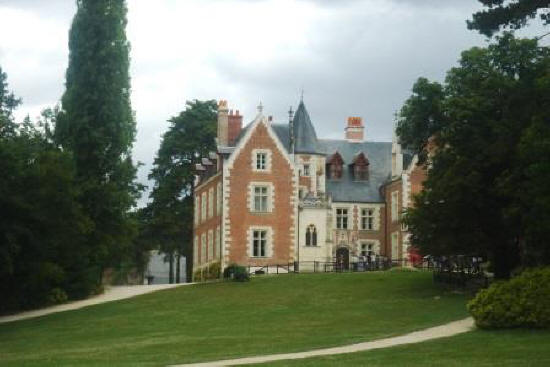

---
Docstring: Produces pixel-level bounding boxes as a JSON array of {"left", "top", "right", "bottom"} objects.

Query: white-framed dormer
[
  {"left": 247, "top": 226, "right": 273, "bottom": 258},
  {"left": 252, "top": 149, "right": 272, "bottom": 172},
  {"left": 247, "top": 181, "right": 274, "bottom": 213}
]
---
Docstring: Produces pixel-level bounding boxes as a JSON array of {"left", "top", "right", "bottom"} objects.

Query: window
[
  {"left": 327, "top": 163, "right": 343, "bottom": 179},
  {"left": 194, "top": 196, "right": 199, "bottom": 226},
  {"left": 193, "top": 236, "right": 198, "bottom": 264},
  {"left": 252, "top": 230, "right": 267, "bottom": 257},
  {"left": 208, "top": 230, "right": 213, "bottom": 261},
  {"left": 253, "top": 186, "right": 269, "bottom": 212},
  {"left": 216, "top": 182, "right": 222, "bottom": 215},
  {"left": 361, "top": 208, "right": 374, "bottom": 230},
  {"left": 201, "top": 233, "right": 206, "bottom": 264},
  {"left": 208, "top": 188, "right": 214, "bottom": 218},
  {"left": 391, "top": 191, "right": 399, "bottom": 222},
  {"left": 354, "top": 164, "right": 369, "bottom": 181},
  {"left": 391, "top": 232, "right": 399, "bottom": 260},
  {"left": 336, "top": 208, "right": 348, "bottom": 229},
  {"left": 201, "top": 192, "right": 207, "bottom": 222},
  {"left": 216, "top": 226, "right": 221, "bottom": 258},
  {"left": 305, "top": 224, "right": 317, "bottom": 246},
  {"left": 256, "top": 152, "right": 266, "bottom": 170},
  {"left": 303, "top": 164, "right": 310, "bottom": 176},
  {"left": 361, "top": 243, "right": 375, "bottom": 257}
]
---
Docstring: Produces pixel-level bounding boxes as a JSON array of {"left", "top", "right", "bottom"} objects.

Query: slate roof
[
  {"left": 231, "top": 103, "right": 392, "bottom": 203},
  {"left": 292, "top": 101, "right": 320, "bottom": 154},
  {"left": 317, "top": 139, "right": 392, "bottom": 203}
]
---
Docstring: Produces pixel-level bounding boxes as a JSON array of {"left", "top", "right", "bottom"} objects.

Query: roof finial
[
  {"left": 288, "top": 106, "right": 294, "bottom": 121},
  {"left": 300, "top": 87, "right": 304, "bottom": 102},
  {"left": 257, "top": 101, "right": 263, "bottom": 114}
]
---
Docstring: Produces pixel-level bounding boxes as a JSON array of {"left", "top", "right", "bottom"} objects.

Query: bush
[
  {"left": 467, "top": 267, "right": 550, "bottom": 328},
  {"left": 193, "top": 262, "right": 222, "bottom": 282},
  {"left": 47, "top": 288, "right": 68, "bottom": 305},
  {"left": 223, "top": 264, "right": 250, "bottom": 282}
]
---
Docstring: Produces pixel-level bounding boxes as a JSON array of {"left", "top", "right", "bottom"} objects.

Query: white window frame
[
  {"left": 208, "top": 230, "right": 213, "bottom": 261},
  {"left": 216, "top": 226, "right": 221, "bottom": 259},
  {"left": 194, "top": 196, "right": 199, "bottom": 226},
  {"left": 303, "top": 164, "right": 310, "bottom": 176},
  {"left": 248, "top": 226, "right": 272, "bottom": 258},
  {"left": 193, "top": 235, "right": 198, "bottom": 265},
  {"left": 391, "top": 231, "right": 399, "bottom": 260},
  {"left": 201, "top": 192, "right": 207, "bottom": 222},
  {"left": 361, "top": 208, "right": 374, "bottom": 230},
  {"left": 249, "top": 182, "right": 274, "bottom": 213},
  {"left": 216, "top": 182, "right": 222, "bottom": 216},
  {"left": 252, "top": 149, "right": 271, "bottom": 172},
  {"left": 201, "top": 233, "right": 206, "bottom": 264},
  {"left": 336, "top": 208, "right": 348, "bottom": 229},
  {"left": 391, "top": 191, "right": 399, "bottom": 222},
  {"left": 208, "top": 188, "right": 214, "bottom": 219}
]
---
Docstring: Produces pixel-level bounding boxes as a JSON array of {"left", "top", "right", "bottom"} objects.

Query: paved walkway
[
  {"left": 0, "top": 283, "right": 188, "bottom": 324},
  {"left": 170, "top": 317, "right": 475, "bottom": 367}
]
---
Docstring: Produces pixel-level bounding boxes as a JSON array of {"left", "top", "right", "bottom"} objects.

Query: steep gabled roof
[{"left": 292, "top": 101, "right": 319, "bottom": 154}]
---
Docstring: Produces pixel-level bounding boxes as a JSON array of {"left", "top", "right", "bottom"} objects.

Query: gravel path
[
  {"left": 0, "top": 283, "right": 189, "bottom": 324},
  {"left": 170, "top": 317, "right": 475, "bottom": 367}
]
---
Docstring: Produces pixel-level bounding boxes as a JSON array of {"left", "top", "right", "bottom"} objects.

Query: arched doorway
[{"left": 336, "top": 247, "right": 349, "bottom": 271}]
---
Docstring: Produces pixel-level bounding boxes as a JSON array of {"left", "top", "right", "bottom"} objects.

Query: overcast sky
[{"left": 0, "top": 0, "right": 546, "bottom": 206}]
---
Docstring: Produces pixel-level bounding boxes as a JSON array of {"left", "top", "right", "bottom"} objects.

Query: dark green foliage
[
  {"left": 401, "top": 34, "right": 550, "bottom": 279},
  {"left": 0, "top": 67, "right": 94, "bottom": 313},
  {"left": 223, "top": 264, "right": 250, "bottom": 282},
  {"left": 468, "top": 0, "right": 550, "bottom": 37},
  {"left": 148, "top": 100, "right": 217, "bottom": 282},
  {"left": 55, "top": 0, "right": 141, "bottom": 287},
  {"left": 395, "top": 77, "right": 446, "bottom": 162},
  {"left": 468, "top": 267, "right": 550, "bottom": 328}
]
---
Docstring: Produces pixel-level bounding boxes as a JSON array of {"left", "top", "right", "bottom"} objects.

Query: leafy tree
[
  {"left": 55, "top": 0, "right": 141, "bottom": 287},
  {"left": 401, "top": 34, "right": 550, "bottom": 279},
  {"left": 0, "top": 66, "right": 92, "bottom": 313},
  {"left": 468, "top": 0, "right": 550, "bottom": 37},
  {"left": 395, "top": 77, "right": 446, "bottom": 162},
  {"left": 148, "top": 100, "right": 217, "bottom": 282}
]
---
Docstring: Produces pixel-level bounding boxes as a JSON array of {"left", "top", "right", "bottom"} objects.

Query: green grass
[
  {"left": 0, "top": 271, "right": 468, "bottom": 367},
  {"left": 253, "top": 329, "right": 550, "bottom": 366}
]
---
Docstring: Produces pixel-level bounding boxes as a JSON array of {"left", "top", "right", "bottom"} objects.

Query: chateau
[{"left": 192, "top": 100, "right": 426, "bottom": 274}]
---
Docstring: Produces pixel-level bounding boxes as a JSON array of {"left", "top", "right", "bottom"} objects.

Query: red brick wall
[
  {"left": 384, "top": 180, "right": 403, "bottom": 259},
  {"left": 194, "top": 174, "right": 222, "bottom": 267},
  {"left": 226, "top": 122, "right": 296, "bottom": 266}
]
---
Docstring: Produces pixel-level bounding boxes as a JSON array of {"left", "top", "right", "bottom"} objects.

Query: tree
[
  {"left": 55, "top": 0, "right": 141, "bottom": 287},
  {"left": 468, "top": 0, "right": 550, "bottom": 37},
  {"left": 148, "top": 100, "right": 217, "bottom": 282},
  {"left": 0, "top": 66, "right": 92, "bottom": 313},
  {"left": 400, "top": 34, "right": 550, "bottom": 279},
  {"left": 395, "top": 77, "right": 446, "bottom": 163}
]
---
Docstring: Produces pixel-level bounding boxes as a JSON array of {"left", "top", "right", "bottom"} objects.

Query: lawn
[
  {"left": 252, "top": 328, "right": 550, "bottom": 366},
  {"left": 0, "top": 271, "right": 468, "bottom": 367}
]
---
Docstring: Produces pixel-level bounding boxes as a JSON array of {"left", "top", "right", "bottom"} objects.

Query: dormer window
[
  {"left": 351, "top": 152, "right": 369, "bottom": 181},
  {"left": 326, "top": 151, "right": 344, "bottom": 180}
]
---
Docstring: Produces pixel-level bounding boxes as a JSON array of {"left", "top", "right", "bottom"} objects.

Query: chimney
[
  {"left": 227, "top": 108, "right": 243, "bottom": 146},
  {"left": 345, "top": 117, "right": 364, "bottom": 142},
  {"left": 217, "top": 100, "right": 229, "bottom": 147}
]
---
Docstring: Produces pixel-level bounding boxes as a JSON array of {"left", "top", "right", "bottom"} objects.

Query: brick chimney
[
  {"left": 345, "top": 117, "right": 364, "bottom": 142},
  {"left": 227, "top": 109, "right": 243, "bottom": 146},
  {"left": 217, "top": 100, "right": 229, "bottom": 147}
]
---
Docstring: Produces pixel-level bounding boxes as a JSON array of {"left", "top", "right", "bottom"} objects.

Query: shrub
[
  {"left": 47, "top": 288, "right": 68, "bottom": 305},
  {"left": 223, "top": 264, "right": 250, "bottom": 282},
  {"left": 467, "top": 267, "right": 550, "bottom": 328}
]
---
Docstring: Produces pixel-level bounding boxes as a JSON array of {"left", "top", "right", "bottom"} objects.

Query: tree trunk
[
  {"left": 168, "top": 252, "right": 174, "bottom": 284},
  {"left": 175, "top": 254, "right": 181, "bottom": 283}
]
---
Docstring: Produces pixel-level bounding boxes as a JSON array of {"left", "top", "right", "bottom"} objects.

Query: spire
[
  {"left": 289, "top": 106, "right": 295, "bottom": 154},
  {"left": 257, "top": 101, "right": 263, "bottom": 114},
  {"left": 292, "top": 101, "right": 319, "bottom": 154}
]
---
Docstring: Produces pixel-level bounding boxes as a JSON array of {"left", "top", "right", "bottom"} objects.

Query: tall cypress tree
[{"left": 56, "top": 0, "right": 139, "bottom": 286}]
